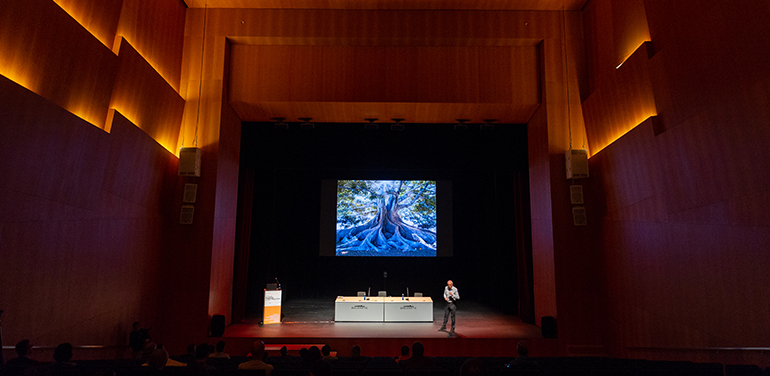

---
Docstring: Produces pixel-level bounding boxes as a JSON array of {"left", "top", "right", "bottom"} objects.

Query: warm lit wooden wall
[
  {"left": 581, "top": 42, "right": 656, "bottom": 154},
  {"left": 581, "top": 0, "right": 653, "bottom": 155},
  {"left": 0, "top": 0, "right": 119, "bottom": 128},
  {"left": 187, "top": 9, "right": 580, "bottom": 125},
  {"left": 581, "top": 0, "right": 770, "bottom": 364},
  {"left": 0, "top": 0, "right": 187, "bottom": 351},
  {"left": 111, "top": 38, "right": 185, "bottom": 151},
  {"left": 52, "top": 0, "right": 123, "bottom": 48},
  {"left": 184, "top": 0, "right": 587, "bottom": 10},
  {"left": 115, "top": 0, "right": 187, "bottom": 91},
  {"left": 228, "top": 44, "right": 540, "bottom": 123},
  {"left": 0, "top": 75, "right": 176, "bottom": 351},
  {"left": 0, "top": 0, "right": 185, "bottom": 149}
]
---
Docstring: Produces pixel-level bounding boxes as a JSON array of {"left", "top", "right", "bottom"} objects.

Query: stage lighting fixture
[
  {"left": 481, "top": 119, "right": 497, "bottom": 131},
  {"left": 391, "top": 118, "right": 405, "bottom": 131},
  {"left": 364, "top": 118, "right": 379, "bottom": 130},
  {"left": 454, "top": 119, "right": 470, "bottom": 131},
  {"left": 299, "top": 117, "right": 314, "bottom": 129},
  {"left": 272, "top": 117, "right": 288, "bottom": 130}
]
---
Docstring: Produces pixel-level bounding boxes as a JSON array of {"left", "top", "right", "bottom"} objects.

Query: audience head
[
  {"left": 516, "top": 341, "right": 529, "bottom": 356},
  {"left": 53, "top": 343, "right": 74, "bottom": 363},
  {"left": 16, "top": 339, "right": 32, "bottom": 357},
  {"left": 321, "top": 345, "right": 331, "bottom": 356},
  {"left": 196, "top": 343, "right": 210, "bottom": 360},
  {"left": 460, "top": 358, "right": 485, "bottom": 376},
  {"left": 310, "top": 359, "right": 332, "bottom": 376},
  {"left": 216, "top": 341, "right": 226, "bottom": 353},
  {"left": 306, "top": 346, "right": 322, "bottom": 362},
  {"left": 411, "top": 342, "right": 424, "bottom": 357},
  {"left": 350, "top": 345, "right": 361, "bottom": 359},
  {"left": 400, "top": 345, "right": 410, "bottom": 357},
  {"left": 147, "top": 349, "right": 169, "bottom": 370},
  {"left": 280, "top": 346, "right": 288, "bottom": 356},
  {"left": 250, "top": 341, "right": 266, "bottom": 360},
  {"left": 299, "top": 348, "right": 308, "bottom": 359},
  {"left": 132, "top": 321, "right": 141, "bottom": 331},
  {"left": 187, "top": 344, "right": 197, "bottom": 355}
]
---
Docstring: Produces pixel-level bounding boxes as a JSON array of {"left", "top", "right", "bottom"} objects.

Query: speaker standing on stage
[{"left": 439, "top": 280, "right": 459, "bottom": 334}]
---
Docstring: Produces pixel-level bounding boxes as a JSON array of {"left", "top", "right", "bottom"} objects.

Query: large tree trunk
[{"left": 336, "top": 191, "right": 436, "bottom": 255}]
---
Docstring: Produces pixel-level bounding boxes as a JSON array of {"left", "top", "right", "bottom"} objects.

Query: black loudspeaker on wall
[
  {"left": 541, "top": 316, "right": 557, "bottom": 338},
  {"left": 211, "top": 315, "right": 225, "bottom": 337}
]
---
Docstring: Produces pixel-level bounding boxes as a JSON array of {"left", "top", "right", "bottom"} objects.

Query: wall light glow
[
  {"left": 589, "top": 114, "right": 657, "bottom": 157},
  {"left": 52, "top": 0, "right": 113, "bottom": 48},
  {"left": 0, "top": 67, "right": 40, "bottom": 96},
  {"left": 616, "top": 42, "right": 648, "bottom": 70}
]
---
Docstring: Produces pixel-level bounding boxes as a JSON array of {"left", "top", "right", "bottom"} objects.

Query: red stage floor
[{"left": 220, "top": 299, "right": 551, "bottom": 358}]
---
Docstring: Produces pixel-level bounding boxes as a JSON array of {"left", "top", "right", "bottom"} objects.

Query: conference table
[{"left": 334, "top": 296, "right": 433, "bottom": 322}]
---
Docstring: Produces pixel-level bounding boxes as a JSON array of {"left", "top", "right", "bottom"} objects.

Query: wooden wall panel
[
  {"left": 228, "top": 44, "right": 539, "bottom": 122},
  {"left": 116, "top": 0, "right": 187, "bottom": 91},
  {"left": 582, "top": 0, "right": 650, "bottom": 96},
  {"left": 0, "top": 75, "right": 175, "bottom": 350},
  {"left": 231, "top": 45, "right": 533, "bottom": 104},
  {"left": 527, "top": 102, "right": 556, "bottom": 327},
  {"left": 228, "top": 102, "right": 540, "bottom": 124},
  {"left": 111, "top": 38, "right": 185, "bottom": 152},
  {"left": 581, "top": 42, "right": 657, "bottom": 155},
  {"left": 183, "top": 0, "right": 588, "bottom": 11},
  {"left": 201, "top": 9, "right": 569, "bottom": 43},
  {"left": 52, "top": 0, "right": 123, "bottom": 48},
  {"left": 0, "top": 0, "right": 119, "bottom": 128},
  {"left": 581, "top": 0, "right": 770, "bottom": 362},
  {"left": 208, "top": 99, "right": 242, "bottom": 323}
]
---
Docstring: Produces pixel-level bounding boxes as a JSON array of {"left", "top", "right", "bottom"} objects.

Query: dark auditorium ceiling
[{"left": 183, "top": 0, "right": 587, "bottom": 10}]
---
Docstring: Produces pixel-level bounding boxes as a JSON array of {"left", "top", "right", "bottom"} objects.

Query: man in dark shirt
[
  {"left": 129, "top": 321, "right": 151, "bottom": 359},
  {"left": 5, "top": 340, "right": 40, "bottom": 376},
  {"left": 399, "top": 342, "right": 435, "bottom": 370},
  {"left": 507, "top": 341, "right": 539, "bottom": 369}
]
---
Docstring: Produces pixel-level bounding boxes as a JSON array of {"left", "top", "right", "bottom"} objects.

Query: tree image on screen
[{"left": 336, "top": 180, "right": 437, "bottom": 256}]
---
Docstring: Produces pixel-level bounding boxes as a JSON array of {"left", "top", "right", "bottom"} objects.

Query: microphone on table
[{"left": 275, "top": 277, "right": 281, "bottom": 290}]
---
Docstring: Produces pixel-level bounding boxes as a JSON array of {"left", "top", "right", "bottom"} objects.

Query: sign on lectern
[{"left": 263, "top": 285, "right": 282, "bottom": 324}]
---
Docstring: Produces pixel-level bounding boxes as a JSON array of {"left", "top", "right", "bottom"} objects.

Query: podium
[{"left": 263, "top": 284, "right": 282, "bottom": 324}]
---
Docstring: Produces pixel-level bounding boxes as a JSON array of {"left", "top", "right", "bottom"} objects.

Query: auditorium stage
[{"left": 220, "top": 298, "right": 551, "bottom": 358}]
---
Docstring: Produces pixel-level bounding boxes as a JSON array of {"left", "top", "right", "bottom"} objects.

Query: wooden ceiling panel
[
  {"left": 184, "top": 0, "right": 587, "bottom": 11},
  {"left": 228, "top": 44, "right": 540, "bottom": 123},
  {"left": 229, "top": 101, "right": 539, "bottom": 124}
]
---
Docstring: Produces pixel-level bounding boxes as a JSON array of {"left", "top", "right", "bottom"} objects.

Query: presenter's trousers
[{"left": 442, "top": 302, "right": 456, "bottom": 330}]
